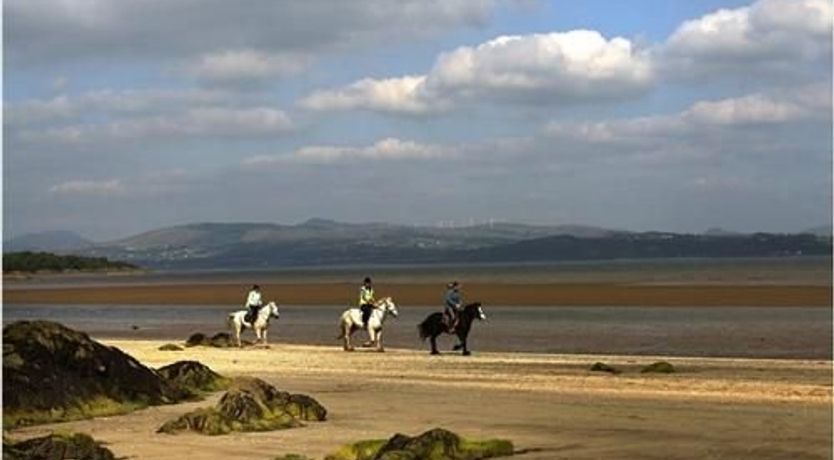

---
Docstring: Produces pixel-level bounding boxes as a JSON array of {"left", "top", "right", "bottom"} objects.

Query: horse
[
  {"left": 227, "top": 301, "right": 280, "bottom": 347},
  {"left": 337, "top": 297, "right": 399, "bottom": 352},
  {"left": 417, "top": 302, "right": 486, "bottom": 356}
]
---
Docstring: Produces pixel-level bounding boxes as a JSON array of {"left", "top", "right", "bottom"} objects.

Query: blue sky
[{"left": 4, "top": 0, "right": 831, "bottom": 240}]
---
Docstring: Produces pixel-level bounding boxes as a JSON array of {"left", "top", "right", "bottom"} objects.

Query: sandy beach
[{"left": 8, "top": 339, "right": 832, "bottom": 459}]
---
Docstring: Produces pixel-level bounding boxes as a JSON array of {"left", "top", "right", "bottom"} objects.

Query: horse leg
[
  {"left": 430, "top": 334, "right": 439, "bottom": 355},
  {"left": 262, "top": 327, "right": 268, "bottom": 346},
  {"left": 344, "top": 325, "right": 355, "bottom": 351},
  {"left": 235, "top": 322, "right": 242, "bottom": 348},
  {"left": 460, "top": 332, "right": 470, "bottom": 356},
  {"left": 376, "top": 329, "right": 384, "bottom": 352},
  {"left": 363, "top": 327, "right": 375, "bottom": 348}
]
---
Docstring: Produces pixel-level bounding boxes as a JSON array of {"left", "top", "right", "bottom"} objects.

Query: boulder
[
  {"left": 184, "top": 331, "right": 250, "bottom": 348},
  {"left": 185, "top": 332, "right": 209, "bottom": 347},
  {"left": 156, "top": 360, "right": 230, "bottom": 398},
  {"left": 325, "top": 428, "right": 514, "bottom": 460},
  {"left": 641, "top": 361, "right": 676, "bottom": 374},
  {"left": 590, "top": 362, "right": 621, "bottom": 374},
  {"left": 158, "top": 343, "right": 183, "bottom": 351},
  {"left": 3, "top": 320, "right": 180, "bottom": 427},
  {"left": 3, "top": 432, "right": 117, "bottom": 460},
  {"left": 158, "top": 377, "right": 326, "bottom": 436}
]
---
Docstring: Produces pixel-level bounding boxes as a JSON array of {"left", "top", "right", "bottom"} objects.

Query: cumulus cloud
[
  {"left": 245, "top": 138, "right": 454, "bottom": 165},
  {"left": 184, "top": 49, "right": 312, "bottom": 85},
  {"left": 662, "top": 0, "right": 832, "bottom": 77},
  {"left": 6, "top": 0, "right": 498, "bottom": 66},
  {"left": 5, "top": 88, "right": 235, "bottom": 127},
  {"left": 18, "top": 107, "right": 292, "bottom": 145},
  {"left": 302, "top": 30, "right": 653, "bottom": 114},
  {"left": 49, "top": 179, "right": 125, "bottom": 195}
]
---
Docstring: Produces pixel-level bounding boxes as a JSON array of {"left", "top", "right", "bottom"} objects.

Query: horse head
[
  {"left": 265, "top": 301, "right": 280, "bottom": 320},
  {"left": 378, "top": 297, "right": 399, "bottom": 318},
  {"left": 466, "top": 302, "right": 486, "bottom": 320}
]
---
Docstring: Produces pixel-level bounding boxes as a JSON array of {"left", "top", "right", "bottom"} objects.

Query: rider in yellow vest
[{"left": 359, "top": 277, "right": 375, "bottom": 329}]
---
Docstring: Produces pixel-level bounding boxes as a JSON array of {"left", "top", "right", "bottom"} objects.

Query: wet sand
[
  {"left": 4, "top": 282, "right": 831, "bottom": 306},
  {"left": 8, "top": 340, "right": 831, "bottom": 459}
]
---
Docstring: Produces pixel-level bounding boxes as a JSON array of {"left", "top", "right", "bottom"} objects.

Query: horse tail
[
  {"left": 418, "top": 317, "right": 430, "bottom": 341},
  {"left": 336, "top": 312, "right": 347, "bottom": 340}
]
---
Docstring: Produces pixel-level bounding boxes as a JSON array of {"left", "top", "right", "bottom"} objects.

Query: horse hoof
[
  {"left": 462, "top": 351, "right": 471, "bottom": 356},
  {"left": 377, "top": 348, "right": 385, "bottom": 353},
  {"left": 452, "top": 344, "right": 463, "bottom": 351},
  {"left": 430, "top": 350, "right": 440, "bottom": 355}
]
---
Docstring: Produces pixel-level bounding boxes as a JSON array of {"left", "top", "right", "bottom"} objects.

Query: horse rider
[
  {"left": 444, "top": 281, "right": 462, "bottom": 333},
  {"left": 245, "top": 284, "right": 263, "bottom": 323},
  {"left": 359, "top": 277, "right": 375, "bottom": 329}
]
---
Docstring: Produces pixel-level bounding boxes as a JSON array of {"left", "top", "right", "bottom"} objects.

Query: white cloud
[
  {"left": 245, "top": 138, "right": 454, "bottom": 165},
  {"left": 302, "top": 29, "right": 653, "bottom": 114},
  {"left": 301, "top": 76, "right": 436, "bottom": 114},
  {"left": 184, "top": 49, "right": 312, "bottom": 84},
  {"left": 49, "top": 179, "right": 125, "bottom": 195},
  {"left": 662, "top": 0, "right": 832, "bottom": 76}
]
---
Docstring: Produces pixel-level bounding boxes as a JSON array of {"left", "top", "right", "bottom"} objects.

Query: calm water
[{"left": 3, "top": 304, "right": 830, "bottom": 359}]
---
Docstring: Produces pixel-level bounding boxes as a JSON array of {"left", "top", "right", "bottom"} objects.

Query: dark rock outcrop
[
  {"left": 158, "top": 377, "right": 326, "bottom": 436},
  {"left": 641, "top": 361, "right": 676, "bottom": 374},
  {"left": 156, "top": 361, "right": 230, "bottom": 398},
  {"left": 3, "top": 433, "right": 117, "bottom": 460},
  {"left": 158, "top": 343, "right": 183, "bottom": 351},
  {"left": 325, "top": 428, "right": 514, "bottom": 460},
  {"left": 185, "top": 331, "right": 249, "bottom": 348},
  {"left": 590, "top": 362, "right": 621, "bottom": 374},
  {"left": 3, "top": 321, "right": 180, "bottom": 427}
]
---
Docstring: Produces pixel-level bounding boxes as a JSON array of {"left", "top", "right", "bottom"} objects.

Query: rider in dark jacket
[{"left": 444, "top": 281, "right": 462, "bottom": 332}]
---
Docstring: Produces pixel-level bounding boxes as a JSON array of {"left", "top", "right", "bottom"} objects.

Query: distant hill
[
  {"left": 4, "top": 231, "right": 91, "bottom": 252},
  {"left": 801, "top": 224, "right": 832, "bottom": 237},
  {"left": 60, "top": 219, "right": 830, "bottom": 269}
]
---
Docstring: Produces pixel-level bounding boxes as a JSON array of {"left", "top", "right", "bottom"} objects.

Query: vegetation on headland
[
  {"left": 3, "top": 432, "right": 117, "bottom": 460},
  {"left": 3, "top": 251, "right": 139, "bottom": 273}
]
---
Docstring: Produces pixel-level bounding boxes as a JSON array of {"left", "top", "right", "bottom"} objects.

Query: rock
[
  {"left": 590, "top": 362, "right": 621, "bottom": 374},
  {"left": 156, "top": 360, "right": 230, "bottom": 398},
  {"left": 158, "top": 343, "right": 183, "bottom": 351},
  {"left": 3, "top": 320, "right": 181, "bottom": 428},
  {"left": 324, "top": 428, "right": 514, "bottom": 460},
  {"left": 641, "top": 361, "right": 676, "bottom": 374},
  {"left": 184, "top": 331, "right": 250, "bottom": 348},
  {"left": 185, "top": 332, "right": 209, "bottom": 347},
  {"left": 158, "top": 377, "right": 326, "bottom": 436},
  {"left": 3, "top": 432, "right": 117, "bottom": 460}
]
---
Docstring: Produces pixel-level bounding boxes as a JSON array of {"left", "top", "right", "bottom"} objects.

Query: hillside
[{"left": 4, "top": 230, "right": 91, "bottom": 252}]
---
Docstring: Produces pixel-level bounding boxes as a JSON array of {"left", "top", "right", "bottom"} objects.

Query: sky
[{"left": 4, "top": 0, "right": 832, "bottom": 241}]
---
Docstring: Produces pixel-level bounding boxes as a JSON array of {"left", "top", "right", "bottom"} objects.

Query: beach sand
[{"left": 8, "top": 340, "right": 832, "bottom": 459}]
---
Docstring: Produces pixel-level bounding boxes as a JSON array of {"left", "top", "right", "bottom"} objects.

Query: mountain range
[{"left": 4, "top": 219, "right": 830, "bottom": 269}]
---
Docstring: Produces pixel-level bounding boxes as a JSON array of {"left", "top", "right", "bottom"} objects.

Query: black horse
[{"left": 417, "top": 302, "right": 486, "bottom": 356}]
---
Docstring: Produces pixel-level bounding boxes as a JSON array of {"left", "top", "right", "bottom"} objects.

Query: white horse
[
  {"left": 337, "top": 297, "right": 399, "bottom": 352},
  {"left": 227, "top": 301, "right": 280, "bottom": 347}
]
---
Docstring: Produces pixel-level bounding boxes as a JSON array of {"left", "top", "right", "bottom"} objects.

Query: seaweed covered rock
[
  {"left": 158, "top": 377, "right": 326, "bottom": 436},
  {"left": 590, "top": 362, "right": 621, "bottom": 374},
  {"left": 3, "top": 432, "right": 117, "bottom": 460},
  {"left": 641, "top": 361, "right": 676, "bottom": 374},
  {"left": 325, "top": 428, "right": 514, "bottom": 460},
  {"left": 156, "top": 361, "right": 230, "bottom": 398},
  {"left": 158, "top": 343, "right": 183, "bottom": 351},
  {"left": 185, "top": 331, "right": 249, "bottom": 348},
  {"left": 3, "top": 320, "right": 180, "bottom": 427}
]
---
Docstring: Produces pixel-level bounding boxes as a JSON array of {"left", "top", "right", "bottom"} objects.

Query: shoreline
[{"left": 4, "top": 281, "right": 831, "bottom": 306}]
